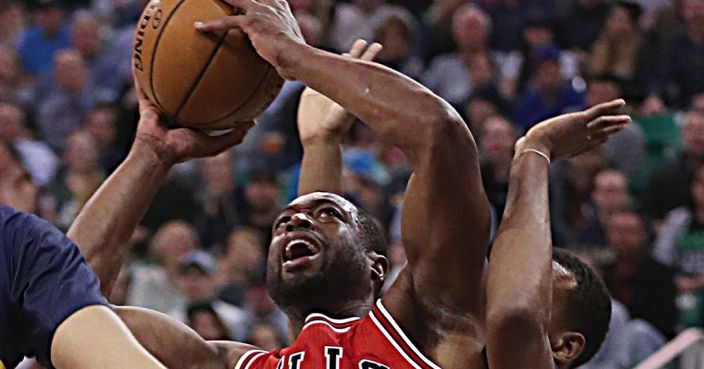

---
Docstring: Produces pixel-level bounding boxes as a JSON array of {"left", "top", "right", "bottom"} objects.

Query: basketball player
[
  {"left": 486, "top": 101, "right": 628, "bottom": 369},
  {"left": 0, "top": 204, "right": 166, "bottom": 369}
]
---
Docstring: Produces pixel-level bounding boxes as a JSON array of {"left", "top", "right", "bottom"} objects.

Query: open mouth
[{"left": 282, "top": 237, "right": 321, "bottom": 270}]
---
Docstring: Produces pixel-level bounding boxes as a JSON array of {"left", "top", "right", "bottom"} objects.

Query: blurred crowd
[{"left": 0, "top": 0, "right": 703, "bottom": 366}]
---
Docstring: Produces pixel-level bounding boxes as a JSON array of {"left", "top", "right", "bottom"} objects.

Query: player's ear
[
  {"left": 368, "top": 252, "right": 388, "bottom": 285},
  {"left": 550, "top": 331, "right": 585, "bottom": 367}
]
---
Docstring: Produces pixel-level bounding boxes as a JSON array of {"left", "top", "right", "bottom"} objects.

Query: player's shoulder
[{"left": 0, "top": 205, "right": 56, "bottom": 239}]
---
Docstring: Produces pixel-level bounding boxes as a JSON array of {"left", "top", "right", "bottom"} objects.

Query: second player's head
[
  {"left": 266, "top": 192, "right": 388, "bottom": 318},
  {"left": 549, "top": 248, "right": 611, "bottom": 368}
]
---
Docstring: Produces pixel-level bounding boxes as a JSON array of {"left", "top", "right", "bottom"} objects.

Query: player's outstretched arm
[
  {"left": 68, "top": 83, "right": 252, "bottom": 294},
  {"left": 486, "top": 100, "right": 629, "bottom": 369},
  {"left": 296, "top": 39, "right": 381, "bottom": 196}
]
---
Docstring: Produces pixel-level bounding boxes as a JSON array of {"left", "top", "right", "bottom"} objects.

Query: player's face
[{"left": 267, "top": 192, "right": 372, "bottom": 313}]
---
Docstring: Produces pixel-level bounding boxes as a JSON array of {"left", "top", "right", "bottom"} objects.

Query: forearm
[
  {"left": 298, "top": 139, "right": 344, "bottom": 196},
  {"left": 68, "top": 143, "right": 171, "bottom": 295},
  {"left": 282, "top": 43, "right": 460, "bottom": 160},
  {"left": 487, "top": 151, "right": 552, "bottom": 328}
]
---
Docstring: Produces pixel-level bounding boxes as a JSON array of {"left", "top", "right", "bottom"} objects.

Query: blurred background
[{"left": 1, "top": 0, "right": 703, "bottom": 367}]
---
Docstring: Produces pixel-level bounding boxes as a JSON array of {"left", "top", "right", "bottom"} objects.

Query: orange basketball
[{"left": 133, "top": 0, "right": 283, "bottom": 130}]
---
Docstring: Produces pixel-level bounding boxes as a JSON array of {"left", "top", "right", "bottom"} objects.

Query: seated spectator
[
  {"left": 464, "top": 84, "right": 511, "bottom": 136},
  {"left": 187, "top": 302, "right": 233, "bottom": 341},
  {"left": 342, "top": 148, "right": 390, "bottom": 219},
  {"left": 550, "top": 148, "right": 606, "bottom": 247},
  {"left": 37, "top": 49, "right": 99, "bottom": 152},
  {"left": 239, "top": 272, "right": 288, "bottom": 344},
  {"left": 127, "top": 221, "right": 197, "bottom": 314},
  {"left": 0, "top": 1, "right": 25, "bottom": 45},
  {"left": 603, "top": 210, "right": 678, "bottom": 337},
  {"left": 0, "top": 139, "right": 37, "bottom": 213},
  {"left": 589, "top": 1, "right": 646, "bottom": 93},
  {"left": 421, "top": 5, "right": 497, "bottom": 106},
  {"left": 479, "top": 115, "right": 517, "bottom": 218},
  {"left": 0, "top": 102, "right": 58, "bottom": 186},
  {"left": 653, "top": 165, "right": 704, "bottom": 328},
  {"left": 374, "top": 15, "right": 422, "bottom": 78},
  {"left": 0, "top": 46, "right": 33, "bottom": 104},
  {"left": 327, "top": 0, "right": 415, "bottom": 53},
  {"left": 557, "top": 0, "right": 611, "bottom": 51},
  {"left": 84, "top": 103, "right": 125, "bottom": 173},
  {"left": 644, "top": 0, "right": 704, "bottom": 111},
  {"left": 216, "top": 227, "right": 266, "bottom": 306},
  {"left": 643, "top": 109, "right": 704, "bottom": 224},
  {"left": 238, "top": 169, "right": 283, "bottom": 245},
  {"left": 514, "top": 45, "right": 585, "bottom": 131},
  {"left": 174, "top": 251, "right": 248, "bottom": 340},
  {"left": 41, "top": 130, "right": 104, "bottom": 229},
  {"left": 585, "top": 74, "right": 646, "bottom": 181},
  {"left": 416, "top": 0, "right": 464, "bottom": 63},
  {"left": 577, "top": 169, "right": 631, "bottom": 247},
  {"left": 15, "top": 0, "right": 70, "bottom": 76}
]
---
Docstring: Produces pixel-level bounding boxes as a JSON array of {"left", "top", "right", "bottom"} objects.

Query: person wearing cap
[
  {"left": 15, "top": 0, "right": 70, "bottom": 76},
  {"left": 514, "top": 44, "right": 585, "bottom": 131}
]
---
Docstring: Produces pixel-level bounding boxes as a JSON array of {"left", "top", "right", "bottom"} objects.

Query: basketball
[{"left": 132, "top": 0, "right": 284, "bottom": 130}]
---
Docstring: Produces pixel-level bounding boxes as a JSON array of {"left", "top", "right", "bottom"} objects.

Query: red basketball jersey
[{"left": 234, "top": 300, "right": 442, "bottom": 369}]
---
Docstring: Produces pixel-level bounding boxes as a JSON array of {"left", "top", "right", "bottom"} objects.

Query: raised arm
[
  {"left": 486, "top": 100, "right": 629, "bottom": 369},
  {"left": 68, "top": 85, "right": 251, "bottom": 294},
  {"left": 296, "top": 40, "right": 381, "bottom": 196}
]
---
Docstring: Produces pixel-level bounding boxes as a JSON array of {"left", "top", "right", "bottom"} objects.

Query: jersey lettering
[
  {"left": 275, "top": 359, "right": 283, "bottom": 369},
  {"left": 359, "top": 359, "right": 390, "bottom": 369},
  {"left": 325, "top": 347, "right": 343, "bottom": 369},
  {"left": 289, "top": 352, "right": 305, "bottom": 369}
]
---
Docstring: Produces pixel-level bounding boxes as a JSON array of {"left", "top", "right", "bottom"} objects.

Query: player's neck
[{"left": 286, "top": 300, "right": 375, "bottom": 337}]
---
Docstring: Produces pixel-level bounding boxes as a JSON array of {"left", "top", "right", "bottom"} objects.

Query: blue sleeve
[{"left": 3, "top": 208, "right": 107, "bottom": 369}]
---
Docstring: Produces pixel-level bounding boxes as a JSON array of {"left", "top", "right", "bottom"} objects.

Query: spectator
[
  {"left": 643, "top": 109, "right": 704, "bottom": 224},
  {"left": 239, "top": 169, "right": 282, "bottom": 244},
  {"left": 194, "top": 151, "right": 244, "bottom": 251},
  {"left": 464, "top": 84, "right": 511, "bottom": 136},
  {"left": 0, "top": 140, "right": 37, "bottom": 213},
  {"left": 421, "top": 5, "right": 497, "bottom": 106},
  {"left": 42, "top": 130, "right": 104, "bottom": 229},
  {"left": 417, "top": 0, "right": 465, "bottom": 63},
  {"left": 577, "top": 169, "right": 631, "bottom": 247},
  {"left": 0, "top": 102, "right": 58, "bottom": 186},
  {"left": 16, "top": 0, "right": 71, "bottom": 76},
  {"left": 37, "top": 49, "right": 97, "bottom": 151},
  {"left": 653, "top": 165, "right": 704, "bottom": 327},
  {"left": 479, "top": 115, "right": 517, "bottom": 218},
  {"left": 374, "top": 15, "right": 421, "bottom": 78},
  {"left": 127, "top": 221, "right": 196, "bottom": 314},
  {"left": 0, "top": 46, "right": 32, "bottom": 104},
  {"left": 603, "top": 210, "right": 678, "bottom": 337},
  {"left": 514, "top": 45, "right": 585, "bottom": 131},
  {"left": 589, "top": 1, "right": 646, "bottom": 95},
  {"left": 0, "top": 1, "right": 25, "bottom": 46},
  {"left": 216, "top": 227, "right": 266, "bottom": 307},
  {"left": 186, "top": 302, "right": 232, "bottom": 341},
  {"left": 645, "top": 0, "right": 704, "bottom": 111},
  {"left": 239, "top": 273, "right": 288, "bottom": 344},
  {"left": 585, "top": 74, "right": 646, "bottom": 180},
  {"left": 84, "top": 103, "right": 125, "bottom": 173},
  {"left": 557, "top": 0, "right": 611, "bottom": 51},
  {"left": 174, "top": 251, "right": 248, "bottom": 340},
  {"left": 327, "top": 0, "right": 415, "bottom": 53},
  {"left": 342, "top": 149, "right": 390, "bottom": 220}
]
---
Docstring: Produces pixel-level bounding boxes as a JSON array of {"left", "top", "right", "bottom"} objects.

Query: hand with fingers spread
[
  {"left": 132, "top": 81, "right": 254, "bottom": 166},
  {"left": 195, "top": 0, "right": 305, "bottom": 79},
  {"left": 297, "top": 40, "right": 382, "bottom": 145},
  {"left": 518, "top": 99, "right": 631, "bottom": 161}
]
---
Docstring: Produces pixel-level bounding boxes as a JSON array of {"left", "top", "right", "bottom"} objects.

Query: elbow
[{"left": 419, "top": 104, "right": 475, "bottom": 155}]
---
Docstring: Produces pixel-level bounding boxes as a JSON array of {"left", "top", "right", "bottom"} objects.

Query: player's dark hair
[
  {"left": 356, "top": 208, "right": 388, "bottom": 258},
  {"left": 552, "top": 248, "right": 612, "bottom": 367}
]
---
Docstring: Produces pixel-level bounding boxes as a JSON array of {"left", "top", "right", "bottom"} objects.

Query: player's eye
[{"left": 318, "top": 207, "right": 342, "bottom": 220}]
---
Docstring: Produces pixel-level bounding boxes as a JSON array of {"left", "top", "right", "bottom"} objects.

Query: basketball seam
[
  {"left": 149, "top": 0, "right": 188, "bottom": 116},
  {"left": 174, "top": 32, "right": 229, "bottom": 118},
  {"left": 179, "top": 63, "right": 278, "bottom": 126}
]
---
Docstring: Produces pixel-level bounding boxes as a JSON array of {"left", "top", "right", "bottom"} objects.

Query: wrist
[
  {"left": 129, "top": 134, "right": 178, "bottom": 170},
  {"left": 277, "top": 41, "right": 314, "bottom": 80},
  {"left": 516, "top": 137, "right": 551, "bottom": 160}
]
